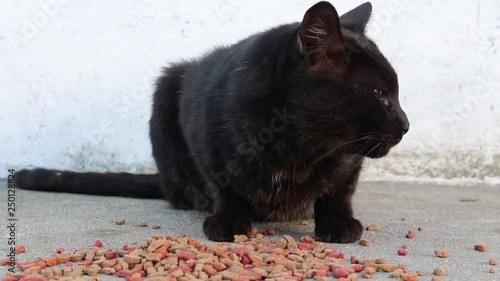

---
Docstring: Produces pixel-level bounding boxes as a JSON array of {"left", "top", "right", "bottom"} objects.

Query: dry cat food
[
  {"left": 365, "top": 224, "right": 380, "bottom": 231},
  {"left": 433, "top": 267, "right": 446, "bottom": 276},
  {"left": 14, "top": 245, "right": 26, "bottom": 255},
  {"left": 490, "top": 258, "right": 498, "bottom": 265},
  {"left": 397, "top": 249, "right": 408, "bottom": 256},
  {"left": 115, "top": 217, "right": 126, "bottom": 225},
  {"left": 359, "top": 239, "right": 370, "bottom": 247},
  {"left": 434, "top": 249, "right": 452, "bottom": 258},
  {"left": 474, "top": 244, "right": 487, "bottom": 252},
  {"left": 298, "top": 220, "right": 309, "bottom": 225},
  {"left": 3, "top": 233, "right": 435, "bottom": 281},
  {"left": 415, "top": 270, "right": 425, "bottom": 276}
]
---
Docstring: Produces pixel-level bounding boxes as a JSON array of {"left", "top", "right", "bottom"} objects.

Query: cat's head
[{"left": 293, "top": 1, "right": 409, "bottom": 158}]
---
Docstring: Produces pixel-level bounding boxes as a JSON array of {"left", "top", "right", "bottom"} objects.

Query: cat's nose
[{"left": 402, "top": 124, "right": 409, "bottom": 135}]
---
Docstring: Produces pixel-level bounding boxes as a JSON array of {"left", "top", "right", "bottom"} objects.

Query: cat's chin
[{"left": 364, "top": 144, "right": 392, "bottom": 158}]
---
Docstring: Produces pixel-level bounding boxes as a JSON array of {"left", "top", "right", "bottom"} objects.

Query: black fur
[{"left": 17, "top": 2, "right": 409, "bottom": 243}]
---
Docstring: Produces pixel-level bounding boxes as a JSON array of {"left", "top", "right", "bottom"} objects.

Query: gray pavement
[{"left": 0, "top": 181, "right": 499, "bottom": 280}]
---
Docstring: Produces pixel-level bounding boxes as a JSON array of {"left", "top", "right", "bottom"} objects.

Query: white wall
[{"left": 1, "top": 0, "right": 499, "bottom": 184}]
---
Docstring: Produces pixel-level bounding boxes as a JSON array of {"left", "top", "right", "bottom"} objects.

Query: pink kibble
[
  {"left": 79, "top": 259, "right": 92, "bottom": 266},
  {"left": 93, "top": 240, "right": 103, "bottom": 247},
  {"left": 332, "top": 268, "right": 349, "bottom": 278},
  {"left": 243, "top": 264, "right": 253, "bottom": 270},
  {"left": 398, "top": 263, "right": 408, "bottom": 273},
  {"left": 178, "top": 250, "right": 196, "bottom": 260},
  {"left": 332, "top": 252, "right": 344, "bottom": 259},
  {"left": 233, "top": 246, "right": 246, "bottom": 256},
  {"left": 56, "top": 247, "right": 65, "bottom": 254},
  {"left": 298, "top": 242, "right": 314, "bottom": 251},
  {"left": 313, "top": 269, "right": 327, "bottom": 277},
  {"left": 351, "top": 264, "right": 363, "bottom": 272},
  {"left": 406, "top": 232, "right": 414, "bottom": 239},
  {"left": 350, "top": 256, "right": 357, "bottom": 264},
  {"left": 398, "top": 248, "right": 408, "bottom": 256}
]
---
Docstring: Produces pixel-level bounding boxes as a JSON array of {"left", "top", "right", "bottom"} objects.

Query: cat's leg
[
  {"left": 153, "top": 129, "right": 211, "bottom": 210},
  {"left": 150, "top": 63, "right": 213, "bottom": 211},
  {"left": 314, "top": 167, "right": 363, "bottom": 243},
  {"left": 202, "top": 187, "right": 252, "bottom": 242}
]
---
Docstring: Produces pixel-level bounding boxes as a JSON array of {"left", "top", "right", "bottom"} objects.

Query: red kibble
[
  {"left": 474, "top": 244, "right": 487, "bottom": 252},
  {"left": 56, "top": 247, "right": 65, "bottom": 254},
  {"left": 398, "top": 248, "right": 408, "bottom": 256},
  {"left": 262, "top": 229, "right": 276, "bottom": 236},
  {"left": 93, "top": 240, "right": 103, "bottom": 247},
  {"left": 406, "top": 232, "right": 414, "bottom": 239},
  {"left": 241, "top": 255, "right": 251, "bottom": 264},
  {"left": 123, "top": 245, "right": 135, "bottom": 251},
  {"left": 329, "top": 252, "right": 344, "bottom": 259},
  {"left": 105, "top": 251, "right": 118, "bottom": 259}
]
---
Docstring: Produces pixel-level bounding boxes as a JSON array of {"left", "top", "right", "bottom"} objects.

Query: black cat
[{"left": 18, "top": 1, "right": 409, "bottom": 243}]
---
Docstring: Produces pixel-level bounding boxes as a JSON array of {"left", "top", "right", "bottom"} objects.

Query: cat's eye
[{"left": 373, "top": 89, "right": 390, "bottom": 107}]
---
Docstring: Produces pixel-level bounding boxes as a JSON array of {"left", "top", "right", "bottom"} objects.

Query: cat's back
[{"left": 177, "top": 23, "right": 300, "bottom": 149}]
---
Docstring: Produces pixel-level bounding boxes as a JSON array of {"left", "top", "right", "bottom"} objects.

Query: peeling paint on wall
[{"left": 1, "top": 0, "right": 499, "bottom": 184}]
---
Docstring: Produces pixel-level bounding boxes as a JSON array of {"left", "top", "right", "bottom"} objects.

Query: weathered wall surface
[{"left": 1, "top": 0, "right": 499, "bottom": 184}]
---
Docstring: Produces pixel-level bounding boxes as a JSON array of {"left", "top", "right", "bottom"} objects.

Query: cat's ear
[
  {"left": 299, "top": 1, "right": 344, "bottom": 67},
  {"left": 339, "top": 2, "right": 372, "bottom": 33}
]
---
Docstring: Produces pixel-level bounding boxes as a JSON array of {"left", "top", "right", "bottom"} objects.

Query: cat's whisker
[{"left": 308, "top": 134, "right": 378, "bottom": 168}]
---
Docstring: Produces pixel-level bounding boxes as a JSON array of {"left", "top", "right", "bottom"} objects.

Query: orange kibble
[
  {"left": 103, "top": 259, "right": 118, "bottom": 268},
  {"left": 44, "top": 256, "right": 58, "bottom": 266},
  {"left": 153, "top": 243, "right": 169, "bottom": 254},
  {"left": 14, "top": 245, "right": 26, "bottom": 254}
]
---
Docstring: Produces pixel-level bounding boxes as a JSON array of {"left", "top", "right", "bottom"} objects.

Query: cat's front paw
[
  {"left": 315, "top": 216, "right": 363, "bottom": 243},
  {"left": 203, "top": 214, "right": 252, "bottom": 242}
]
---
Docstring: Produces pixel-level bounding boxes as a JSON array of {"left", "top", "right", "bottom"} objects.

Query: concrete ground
[{"left": 1, "top": 181, "right": 499, "bottom": 280}]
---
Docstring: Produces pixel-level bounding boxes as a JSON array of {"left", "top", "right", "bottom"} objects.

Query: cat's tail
[{"left": 16, "top": 168, "right": 162, "bottom": 198}]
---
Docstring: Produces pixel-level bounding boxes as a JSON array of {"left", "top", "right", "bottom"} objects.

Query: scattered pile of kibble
[
  {"left": 3, "top": 233, "right": 423, "bottom": 281},
  {"left": 2, "top": 218, "right": 496, "bottom": 281}
]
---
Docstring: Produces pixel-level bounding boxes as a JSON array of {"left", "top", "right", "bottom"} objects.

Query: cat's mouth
[{"left": 362, "top": 135, "right": 402, "bottom": 158}]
